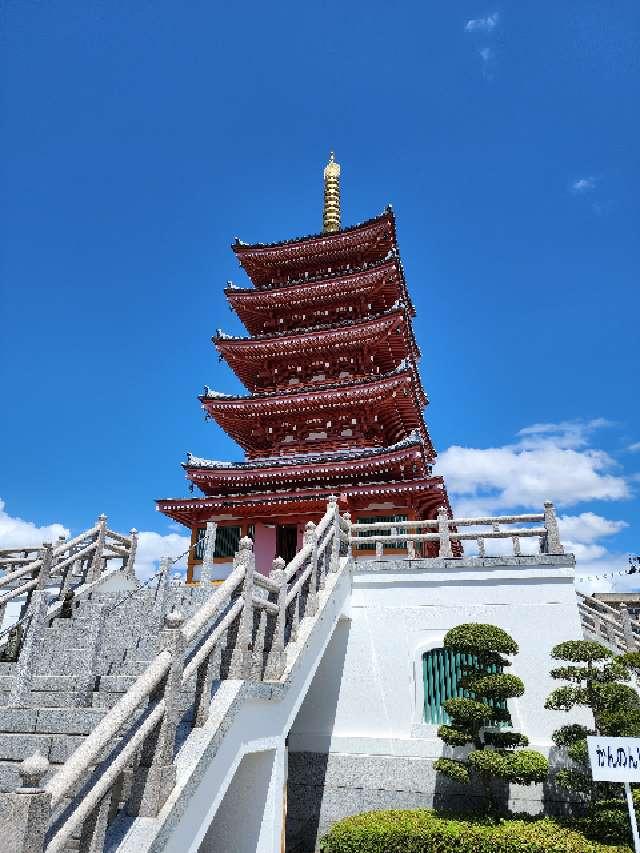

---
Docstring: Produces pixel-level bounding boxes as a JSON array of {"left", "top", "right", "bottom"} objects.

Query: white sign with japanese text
[{"left": 587, "top": 736, "right": 640, "bottom": 782}]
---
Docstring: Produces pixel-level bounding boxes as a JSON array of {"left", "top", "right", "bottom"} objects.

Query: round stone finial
[
  {"left": 19, "top": 750, "right": 49, "bottom": 790},
  {"left": 305, "top": 520, "right": 316, "bottom": 532},
  {"left": 130, "top": 528, "right": 138, "bottom": 535},
  {"left": 98, "top": 513, "right": 107, "bottom": 521},
  {"left": 239, "top": 536, "right": 253, "bottom": 552},
  {"left": 165, "top": 608, "right": 184, "bottom": 629},
  {"left": 272, "top": 557, "right": 286, "bottom": 571}
]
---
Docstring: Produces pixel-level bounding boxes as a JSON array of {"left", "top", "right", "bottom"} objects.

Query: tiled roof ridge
[
  {"left": 232, "top": 207, "right": 394, "bottom": 253},
  {"left": 224, "top": 253, "right": 402, "bottom": 294},
  {"left": 183, "top": 429, "right": 425, "bottom": 471},
  {"left": 214, "top": 303, "right": 409, "bottom": 344}
]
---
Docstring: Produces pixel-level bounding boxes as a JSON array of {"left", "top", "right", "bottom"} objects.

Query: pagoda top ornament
[{"left": 323, "top": 150, "right": 341, "bottom": 233}]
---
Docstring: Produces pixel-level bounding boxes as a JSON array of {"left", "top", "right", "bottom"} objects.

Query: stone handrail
[
  {"left": 577, "top": 592, "right": 639, "bottom": 653},
  {"left": 351, "top": 501, "right": 564, "bottom": 559},
  {"left": 6, "top": 498, "right": 350, "bottom": 853}
]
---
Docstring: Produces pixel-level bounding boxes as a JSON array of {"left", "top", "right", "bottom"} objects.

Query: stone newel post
[
  {"left": 265, "top": 557, "right": 287, "bottom": 680},
  {"left": 328, "top": 496, "right": 341, "bottom": 572},
  {"left": 543, "top": 501, "right": 564, "bottom": 555},
  {"left": 129, "top": 609, "right": 185, "bottom": 817},
  {"left": 437, "top": 507, "right": 453, "bottom": 558},
  {"left": 230, "top": 537, "right": 255, "bottom": 679},
  {"left": 125, "top": 528, "right": 138, "bottom": 578},
  {"left": 7, "top": 751, "right": 51, "bottom": 853},
  {"left": 87, "top": 513, "right": 107, "bottom": 584},
  {"left": 199, "top": 522, "right": 217, "bottom": 586},
  {"left": 304, "top": 521, "right": 318, "bottom": 617}
]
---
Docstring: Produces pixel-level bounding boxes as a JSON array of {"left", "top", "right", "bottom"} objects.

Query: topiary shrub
[
  {"left": 545, "top": 638, "right": 640, "bottom": 841},
  {"left": 319, "top": 809, "right": 630, "bottom": 853},
  {"left": 432, "top": 623, "right": 547, "bottom": 811}
]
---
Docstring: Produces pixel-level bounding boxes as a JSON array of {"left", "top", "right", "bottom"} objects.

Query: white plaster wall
[
  {"left": 197, "top": 748, "right": 284, "bottom": 853},
  {"left": 290, "top": 556, "right": 589, "bottom": 757}
]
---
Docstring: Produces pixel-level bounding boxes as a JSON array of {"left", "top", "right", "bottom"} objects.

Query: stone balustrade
[
  {"left": 3, "top": 499, "right": 350, "bottom": 853},
  {"left": 351, "top": 501, "right": 564, "bottom": 559},
  {"left": 0, "top": 516, "right": 138, "bottom": 664},
  {"left": 577, "top": 592, "right": 640, "bottom": 653}
]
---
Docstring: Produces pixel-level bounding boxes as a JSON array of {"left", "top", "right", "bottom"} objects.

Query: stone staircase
[{"left": 0, "top": 583, "right": 212, "bottom": 795}]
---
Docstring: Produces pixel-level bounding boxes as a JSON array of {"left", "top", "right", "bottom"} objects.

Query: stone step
[
  {"left": 0, "top": 732, "right": 84, "bottom": 762},
  {"left": 0, "top": 707, "right": 106, "bottom": 735}
]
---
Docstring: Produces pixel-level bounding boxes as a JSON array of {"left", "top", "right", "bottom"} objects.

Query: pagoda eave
[
  {"left": 214, "top": 309, "right": 421, "bottom": 392},
  {"left": 185, "top": 440, "right": 429, "bottom": 495},
  {"left": 233, "top": 211, "right": 397, "bottom": 286},
  {"left": 157, "top": 476, "right": 447, "bottom": 527}
]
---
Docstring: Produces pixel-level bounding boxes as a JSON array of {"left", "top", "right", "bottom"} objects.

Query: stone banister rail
[
  {"left": 0, "top": 516, "right": 138, "bottom": 671},
  {"left": 577, "top": 592, "right": 640, "bottom": 653},
  {"left": 351, "top": 501, "right": 564, "bottom": 558},
  {"left": 6, "top": 499, "right": 350, "bottom": 853}
]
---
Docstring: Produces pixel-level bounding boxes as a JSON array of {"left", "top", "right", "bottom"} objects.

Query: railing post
[
  {"left": 304, "top": 521, "right": 318, "bottom": 617},
  {"left": 622, "top": 607, "right": 637, "bottom": 652},
  {"left": 341, "top": 511, "right": 351, "bottom": 558},
  {"left": 10, "top": 543, "right": 53, "bottom": 707},
  {"left": 329, "top": 497, "right": 341, "bottom": 572},
  {"left": 375, "top": 540, "right": 384, "bottom": 559},
  {"left": 124, "top": 528, "right": 138, "bottom": 578},
  {"left": 477, "top": 537, "right": 485, "bottom": 557},
  {"left": 87, "top": 514, "right": 107, "bottom": 584},
  {"left": 229, "top": 537, "right": 255, "bottom": 679},
  {"left": 407, "top": 539, "right": 416, "bottom": 559},
  {"left": 512, "top": 535, "right": 521, "bottom": 556},
  {"left": 78, "top": 789, "right": 113, "bottom": 853},
  {"left": 129, "top": 609, "right": 185, "bottom": 817},
  {"left": 6, "top": 751, "right": 51, "bottom": 853},
  {"left": 437, "top": 507, "right": 452, "bottom": 558},
  {"left": 543, "top": 501, "right": 564, "bottom": 555},
  {"left": 265, "top": 558, "right": 287, "bottom": 680},
  {"left": 153, "top": 556, "right": 172, "bottom": 624},
  {"left": 199, "top": 522, "right": 217, "bottom": 586}
]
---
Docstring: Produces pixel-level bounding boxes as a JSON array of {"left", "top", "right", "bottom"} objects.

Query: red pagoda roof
[
  {"left": 233, "top": 210, "right": 397, "bottom": 287},
  {"left": 157, "top": 475, "right": 448, "bottom": 527},
  {"left": 199, "top": 368, "right": 432, "bottom": 458},
  {"left": 214, "top": 308, "right": 421, "bottom": 393},
  {"left": 225, "top": 258, "right": 414, "bottom": 336},
  {"left": 184, "top": 434, "right": 429, "bottom": 496}
]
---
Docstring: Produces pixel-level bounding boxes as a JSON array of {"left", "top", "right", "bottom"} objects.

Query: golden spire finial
[{"left": 323, "top": 150, "right": 341, "bottom": 233}]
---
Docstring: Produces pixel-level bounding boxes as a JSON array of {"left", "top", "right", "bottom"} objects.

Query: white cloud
[
  {"left": 571, "top": 177, "right": 597, "bottom": 194},
  {"left": 629, "top": 442, "right": 640, "bottom": 453},
  {"left": 0, "top": 499, "right": 190, "bottom": 583},
  {"left": 465, "top": 13, "right": 499, "bottom": 32},
  {"left": 479, "top": 47, "right": 494, "bottom": 63},
  {"left": 558, "top": 512, "right": 627, "bottom": 544},
  {"left": 436, "top": 419, "right": 628, "bottom": 515},
  {"left": 436, "top": 421, "right": 632, "bottom": 587},
  {"left": 134, "top": 531, "right": 191, "bottom": 581},
  {"left": 0, "top": 499, "right": 69, "bottom": 550}
]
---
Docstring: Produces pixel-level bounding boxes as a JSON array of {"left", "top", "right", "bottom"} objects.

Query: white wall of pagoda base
[{"left": 285, "top": 554, "right": 589, "bottom": 850}]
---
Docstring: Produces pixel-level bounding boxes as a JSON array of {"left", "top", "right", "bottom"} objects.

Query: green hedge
[{"left": 319, "top": 810, "right": 630, "bottom": 853}]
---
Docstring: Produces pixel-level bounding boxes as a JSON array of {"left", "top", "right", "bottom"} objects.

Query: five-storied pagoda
[{"left": 157, "top": 154, "right": 454, "bottom": 581}]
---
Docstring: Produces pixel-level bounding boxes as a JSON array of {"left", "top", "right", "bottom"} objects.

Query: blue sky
[{"left": 1, "top": 1, "right": 638, "bottom": 583}]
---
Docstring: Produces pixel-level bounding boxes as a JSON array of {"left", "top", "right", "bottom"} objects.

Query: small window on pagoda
[
  {"left": 193, "top": 526, "right": 240, "bottom": 560},
  {"left": 422, "top": 649, "right": 509, "bottom": 726},
  {"left": 214, "top": 526, "right": 241, "bottom": 559}
]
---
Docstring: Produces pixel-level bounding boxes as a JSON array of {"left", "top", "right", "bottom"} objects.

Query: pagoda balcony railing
[
  {"left": 0, "top": 516, "right": 138, "bottom": 666},
  {"left": 350, "top": 501, "right": 564, "bottom": 559},
  {"left": 6, "top": 499, "right": 351, "bottom": 853}
]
